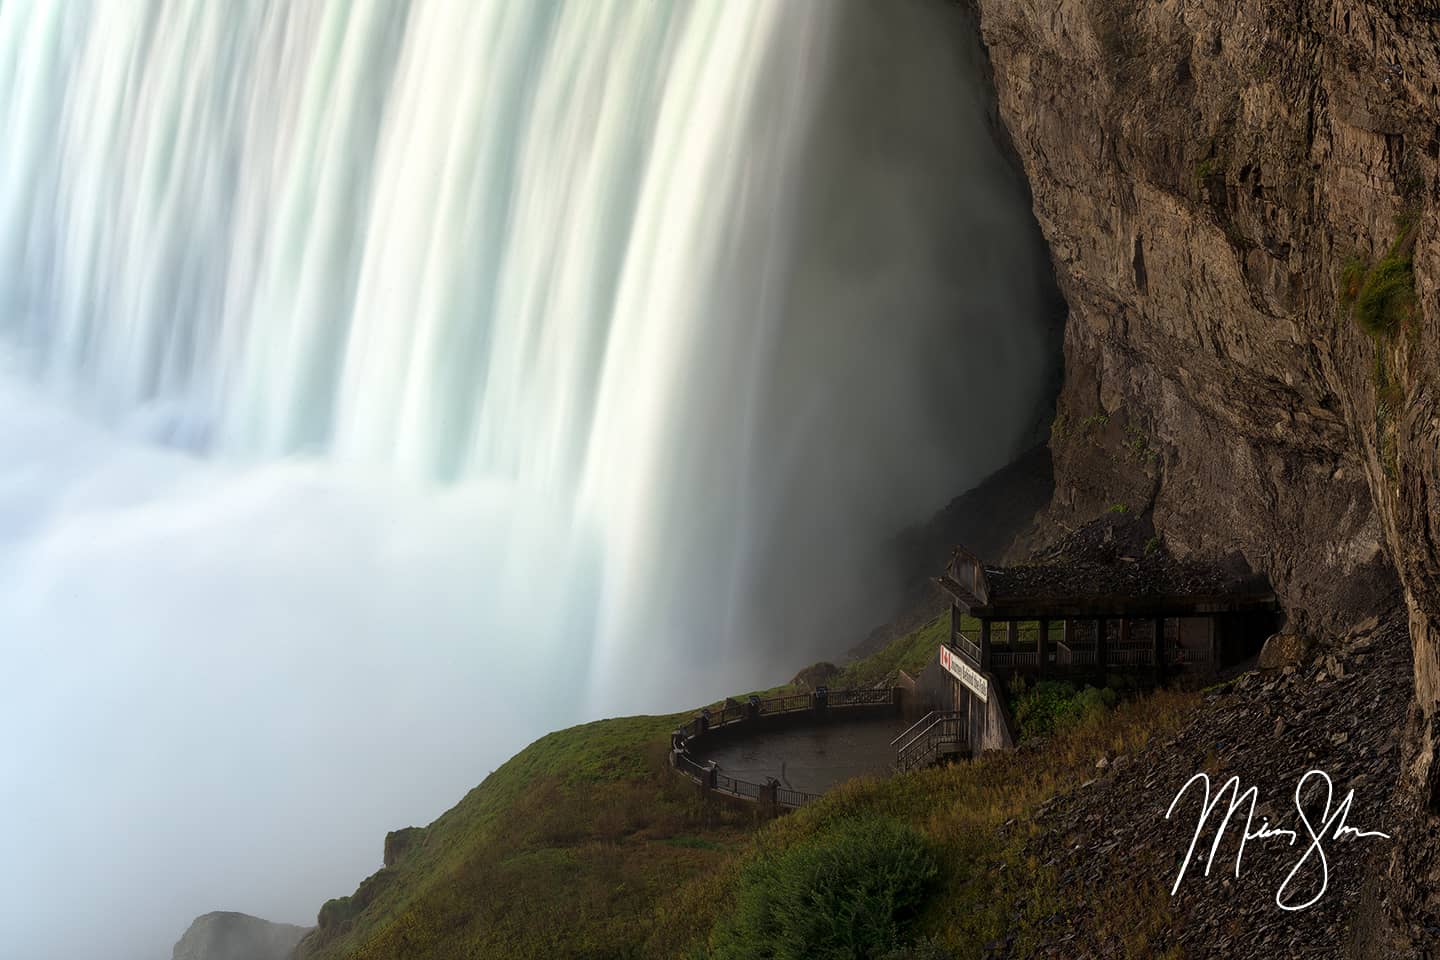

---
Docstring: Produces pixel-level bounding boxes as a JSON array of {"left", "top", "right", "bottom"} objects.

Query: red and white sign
[{"left": 940, "top": 644, "right": 988, "bottom": 702}]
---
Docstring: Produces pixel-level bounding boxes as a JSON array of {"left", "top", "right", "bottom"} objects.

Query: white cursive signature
[{"left": 1164, "top": 769, "right": 1390, "bottom": 911}]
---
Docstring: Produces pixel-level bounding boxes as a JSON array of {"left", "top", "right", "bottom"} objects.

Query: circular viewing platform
[
  {"left": 688, "top": 711, "right": 908, "bottom": 795},
  {"left": 670, "top": 686, "right": 921, "bottom": 809}
]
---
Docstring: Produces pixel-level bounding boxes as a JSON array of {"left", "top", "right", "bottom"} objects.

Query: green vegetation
[
  {"left": 1123, "top": 423, "right": 1159, "bottom": 465},
  {"left": 1008, "top": 679, "right": 1119, "bottom": 740},
  {"left": 298, "top": 609, "right": 1200, "bottom": 960},
  {"left": 703, "top": 816, "right": 938, "bottom": 960},
  {"left": 1193, "top": 157, "right": 1218, "bottom": 186},
  {"left": 1340, "top": 255, "right": 1368, "bottom": 305},
  {"left": 1144, "top": 535, "right": 1160, "bottom": 557},
  {"left": 831, "top": 614, "right": 966, "bottom": 688},
  {"left": 1356, "top": 257, "right": 1417, "bottom": 336},
  {"left": 1342, "top": 218, "right": 1419, "bottom": 338},
  {"left": 1106, "top": 502, "right": 1129, "bottom": 514},
  {"left": 1080, "top": 413, "right": 1110, "bottom": 430}
]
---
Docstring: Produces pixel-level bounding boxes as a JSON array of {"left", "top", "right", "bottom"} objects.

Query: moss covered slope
[{"left": 297, "top": 616, "right": 1194, "bottom": 959}]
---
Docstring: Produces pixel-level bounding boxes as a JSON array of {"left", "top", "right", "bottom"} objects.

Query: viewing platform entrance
[{"left": 936, "top": 545, "right": 1280, "bottom": 684}]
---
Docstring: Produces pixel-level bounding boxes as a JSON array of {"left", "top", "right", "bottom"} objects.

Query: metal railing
[
  {"left": 891, "top": 710, "right": 939, "bottom": 748},
  {"left": 895, "top": 710, "right": 967, "bottom": 773},
  {"left": 672, "top": 685, "right": 899, "bottom": 810},
  {"left": 828, "top": 687, "right": 892, "bottom": 708},
  {"left": 758, "top": 693, "right": 812, "bottom": 715}
]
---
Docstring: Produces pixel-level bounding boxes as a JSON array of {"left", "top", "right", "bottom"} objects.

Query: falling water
[{"left": 0, "top": 2, "right": 1054, "bottom": 958}]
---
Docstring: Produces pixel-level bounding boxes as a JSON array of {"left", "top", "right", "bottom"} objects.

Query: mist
[
  {"left": 0, "top": 365, "right": 596, "bottom": 959},
  {"left": 0, "top": 2, "right": 1054, "bottom": 958}
]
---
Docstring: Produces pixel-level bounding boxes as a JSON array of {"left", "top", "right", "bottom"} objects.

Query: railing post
[
  {"left": 697, "top": 709, "right": 710, "bottom": 736},
  {"left": 1037, "top": 618, "right": 1050, "bottom": 677},
  {"left": 762, "top": 778, "right": 780, "bottom": 818},
  {"left": 1095, "top": 618, "right": 1108, "bottom": 673}
]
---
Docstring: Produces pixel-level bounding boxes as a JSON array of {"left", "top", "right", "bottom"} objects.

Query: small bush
[
  {"left": 1345, "top": 220, "right": 1419, "bottom": 337},
  {"left": 706, "top": 816, "right": 939, "bottom": 960},
  {"left": 1013, "top": 681, "right": 1118, "bottom": 740},
  {"left": 1355, "top": 256, "right": 1416, "bottom": 336}
]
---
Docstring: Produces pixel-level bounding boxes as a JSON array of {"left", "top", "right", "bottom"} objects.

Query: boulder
[
  {"left": 790, "top": 661, "right": 839, "bottom": 690},
  {"left": 1257, "top": 633, "right": 1314, "bottom": 671},
  {"left": 383, "top": 826, "right": 426, "bottom": 868},
  {"left": 171, "top": 912, "right": 310, "bottom": 960}
]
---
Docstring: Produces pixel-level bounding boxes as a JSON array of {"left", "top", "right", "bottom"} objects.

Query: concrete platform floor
[{"left": 690, "top": 713, "right": 911, "bottom": 795}]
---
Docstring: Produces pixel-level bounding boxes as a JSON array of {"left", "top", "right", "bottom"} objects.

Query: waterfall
[{"left": 0, "top": 3, "right": 1054, "bottom": 958}]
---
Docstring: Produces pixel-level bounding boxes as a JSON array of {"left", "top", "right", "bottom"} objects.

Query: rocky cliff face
[
  {"left": 171, "top": 912, "right": 310, "bottom": 960},
  {"left": 970, "top": 0, "right": 1440, "bottom": 944}
]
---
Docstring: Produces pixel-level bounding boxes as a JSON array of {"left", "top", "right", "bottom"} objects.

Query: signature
[{"left": 1164, "top": 769, "right": 1390, "bottom": 911}]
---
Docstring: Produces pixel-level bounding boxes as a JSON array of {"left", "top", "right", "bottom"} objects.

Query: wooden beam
[{"left": 1153, "top": 616, "right": 1166, "bottom": 683}]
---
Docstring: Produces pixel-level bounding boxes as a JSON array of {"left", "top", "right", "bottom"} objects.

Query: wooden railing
[
  {"left": 990, "top": 650, "right": 1040, "bottom": 669},
  {"left": 953, "top": 630, "right": 982, "bottom": 665},
  {"left": 1054, "top": 641, "right": 1098, "bottom": 667}
]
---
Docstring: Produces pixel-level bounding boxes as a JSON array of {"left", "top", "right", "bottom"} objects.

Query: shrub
[
  {"left": 1339, "top": 255, "right": 1368, "bottom": 305},
  {"left": 1345, "top": 219, "right": 1419, "bottom": 338},
  {"left": 1013, "top": 681, "right": 1117, "bottom": 740},
  {"left": 706, "top": 816, "right": 939, "bottom": 960},
  {"left": 1355, "top": 256, "right": 1416, "bottom": 336}
]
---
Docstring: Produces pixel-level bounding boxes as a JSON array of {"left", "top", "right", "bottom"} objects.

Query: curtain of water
[{"left": 0, "top": 4, "right": 1055, "bottom": 956}]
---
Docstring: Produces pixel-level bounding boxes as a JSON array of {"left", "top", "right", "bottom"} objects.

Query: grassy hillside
[{"left": 299, "top": 616, "right": 1195, "bottom": 959}]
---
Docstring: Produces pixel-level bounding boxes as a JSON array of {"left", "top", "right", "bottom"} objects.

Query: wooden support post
[
  {"left": 1153, "top": 616, "right": 1166, "bottom": 683},
  {"left": 1007, "top": 620, "right": 1019, "bottom": 646},
  {"left": 1037, "top": 618, "right": 1050, "bottom": 676},
  {"left": 950, "top": 602, "right": 959, "bottom": 646},
  {"left": 1207, "top": 616, "right": 1218, "bottom": 669},
  {"left": 980, "top": 619, "right": 992, "bottom": 669},
  {"left": 1095, "top": 618, "right": 1108, "bottom": 672}
]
